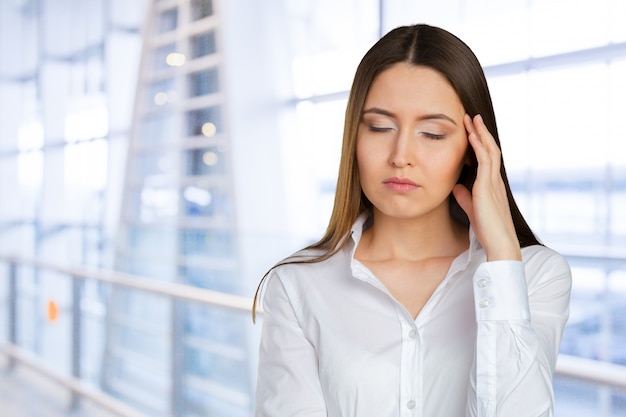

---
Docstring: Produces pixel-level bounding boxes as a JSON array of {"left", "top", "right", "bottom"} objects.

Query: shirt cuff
[{"left": 473, "top": 260, "right": 530, "bottom": 321}]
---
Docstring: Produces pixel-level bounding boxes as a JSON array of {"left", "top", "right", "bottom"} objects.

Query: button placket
[{"left": 400, "top": 320, "right": 419, "bottom": 416}]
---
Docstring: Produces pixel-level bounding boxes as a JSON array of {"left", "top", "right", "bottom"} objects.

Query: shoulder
[
  {"left": 262, "top": 245, "right": 350, "bottom": 306},
  {"left": 521, "top": 244, "right": 569, "bottom": 270},
  {"left": 520, "top": 244, "right": 572, "bottom": 287},
  {"left": 271, "top": 246, "right": 349, "bottom": 284}
]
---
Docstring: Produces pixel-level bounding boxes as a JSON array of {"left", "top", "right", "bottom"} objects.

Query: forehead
[{"left": 364, "top": 63, "right": 464, "bottom": 117}]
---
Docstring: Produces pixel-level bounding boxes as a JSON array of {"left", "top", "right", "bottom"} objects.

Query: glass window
[
  {"left": 105, "top": 347, "right": 168, "bottom": 391},
  {"left": 157, "top": 8, "right": 177, "bottom": 33},
  {"left": 114, "top": 289, "right": 170, "bottom": 322},
  {"left": 136, "top": 150, "right": 178, "bottom": 178},
  {"left": 184, "top": 346, "right": 247, "bottom": 390},
  {"left": 561, "top": 266, "right": 626, "bottom": 366},
  {"left": 181, "top": 265, "right": 236, "bottom": 292},
  {"left": 185, "top": 146, "right": 226, "bottom": 176},
  {"left": 286, "top": 0, "right": 378, "bottom": 97},
  {"left": 126, "top": 226, "right": 177, "bottom": 258},
  {"left": 182, "top": 385, "right": 250, "bottom": 417},
  {"left": 542, "top": 190, "right": 597, "bottom": 235},
  {"left": 137, "top": 185, "right": 179, "bottom": 222},
  {"left": 179, "top": 229, "right": 234, "bottom": 258},
  {"left": 190, "top": 31, "right": 217, "bottom": 59},
  {"left": 281, "top": 100, "right": 345, "bottom": 238},
  {"left": 139, "top": 113, "right": 179, "bottom": 144},
  {"left": 191, "top": 0, "right": 213, "bottom": 21},
  {"left": 611, "top": 191, "right": 626, "bottom": 235},
  {"left": 147, "top": 78, "right": 176, "bottom": 109},
  {"left": 153, "top": 43, "right": 177, "bottom": 71},
  {"left": 17, "top": 150, "right": 43, "bottom": 190},
  {"left": 182, "top": 185, "right": 233, "bottom": 221},
  {"left": 63, "top": 139, "right": 108, "bottom": 190},
  {"left": 187, "top": 67, "right": 219, "bottom": 97},
  {"left": 182, "top": 306, "right": 246, "bottom": 346},
  {"left": 186, "top": 106, "right": 221, "bottom": 137}
]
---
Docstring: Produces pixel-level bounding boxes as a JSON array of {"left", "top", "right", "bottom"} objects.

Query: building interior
[{"left": 0, "top": 0, "right": 625, "bottom": 416}]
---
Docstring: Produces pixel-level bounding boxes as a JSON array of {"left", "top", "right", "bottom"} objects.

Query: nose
[{"left": 388, "top": 130, "right": 414, "bottom": 168}]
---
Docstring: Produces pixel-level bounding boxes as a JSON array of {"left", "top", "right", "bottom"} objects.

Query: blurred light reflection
[{"left": 166, "top": 52, "right": 186, "bottom": 67}]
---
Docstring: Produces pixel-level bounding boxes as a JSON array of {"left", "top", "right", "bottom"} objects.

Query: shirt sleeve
[
  {"left": 466, "top": 253, "right": 572, "bottom": 417},
  {"left": 255, "top": 271, "right": 327, "bottom": 417}
]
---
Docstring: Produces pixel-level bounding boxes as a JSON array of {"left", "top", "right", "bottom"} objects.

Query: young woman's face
[{"left": 357, "top": 63, "right": 468, "bottom": 222}]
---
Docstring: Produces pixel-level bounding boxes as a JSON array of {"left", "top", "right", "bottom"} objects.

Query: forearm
[{"left": 468, "top": 256, "right": 571, "bottom": 417}]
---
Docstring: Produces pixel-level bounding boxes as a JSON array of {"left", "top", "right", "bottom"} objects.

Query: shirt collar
[{"left": 348, "top": 213, "right": 369, "bottom": 261}]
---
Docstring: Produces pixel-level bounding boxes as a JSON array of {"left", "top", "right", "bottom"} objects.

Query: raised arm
[
  {"left": 453, "top": 114, "right": 572, "bottom": 416},
  {"left": 467, "top": 251, "right": 571, "bottom": 416}
]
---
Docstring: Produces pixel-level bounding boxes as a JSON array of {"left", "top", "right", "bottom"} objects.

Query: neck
[{"left": 358, "top": 208, "right": 469, "bottom": 262}]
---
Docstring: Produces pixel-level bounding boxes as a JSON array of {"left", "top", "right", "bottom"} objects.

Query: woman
[{"left": 253, "top": 24, "right": 571, "bottom": 417}]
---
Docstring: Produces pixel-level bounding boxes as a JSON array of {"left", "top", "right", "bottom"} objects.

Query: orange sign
[{"left": 47, "top": 300, "right": 59, "bottom": 322}]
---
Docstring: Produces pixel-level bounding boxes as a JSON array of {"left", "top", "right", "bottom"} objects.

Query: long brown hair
[{"left": 252, "top": 24, "right": 540, "bottom": 321}]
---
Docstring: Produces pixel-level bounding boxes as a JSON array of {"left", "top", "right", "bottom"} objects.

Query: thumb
[{"left": 452, "top": 184, "right": 474, "bottom": 223}]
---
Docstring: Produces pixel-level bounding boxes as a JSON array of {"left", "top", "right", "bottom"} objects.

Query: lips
[{"left": 383, "top": 177, "right": 419, "bottom": 192}]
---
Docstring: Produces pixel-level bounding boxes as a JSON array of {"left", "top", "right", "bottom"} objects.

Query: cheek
[
  {"left": 356, "top": 141, "right": 376, "bottom": 175},
  {"left": 355, "top": 143, "right": 382, "bottom": 201},
  {"left": 452, "top": 147, "right": 469, "bottom": 174},
  {"left": 427, "top": 145, "right": 467, "bottom": 180}
]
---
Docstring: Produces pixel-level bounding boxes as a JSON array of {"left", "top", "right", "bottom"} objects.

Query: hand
[{"left": 452, "top": 114, "right": 522, "bottom": 261}]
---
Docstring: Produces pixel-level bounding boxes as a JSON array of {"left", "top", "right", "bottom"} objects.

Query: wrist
[{"left": 486, "top": 245, "right": 522, "bottom": 262}]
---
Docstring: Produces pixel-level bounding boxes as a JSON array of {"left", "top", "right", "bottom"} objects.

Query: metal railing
[
  {"left": 0, "top": 255, "right": 256, "bottom": 417},
  {"left": 1, "top": 255, "right": 626, "bottom": 416}
]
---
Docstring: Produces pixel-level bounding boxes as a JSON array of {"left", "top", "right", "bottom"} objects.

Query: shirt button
[
  {"left": 408, "top": 329, "right": 417, "bottom": 339},
  {"left": 407, "top": 400, "right": 416, "bottom": 409},
  {"left": 479, "top": 299, "right": 490, "bottom": 308},
  {"left": 477, "top": 278, "right": 489, "bottom": 288}
]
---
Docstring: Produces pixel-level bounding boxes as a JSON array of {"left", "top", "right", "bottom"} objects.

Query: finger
[
  {"left": 472, "top": 115, "right": 502, "bottom": 176},
  {"left": 464, "top": 113, "right": 478, "bottom": 142},
  {"left": 464, "top": 114, "right": 484, "bottom": 155},
  {"left": 464, "top": 114, "right": 492, "bottom": 173},
  {"left": 471, "top": 115, "right": 498, "bottom": 158},
  {"left": 467, "top": 114, "right": 502, "bottom": 187}
]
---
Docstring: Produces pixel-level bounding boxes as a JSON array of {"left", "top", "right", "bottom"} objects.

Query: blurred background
[{"left": 0, "top": 0, "right": 625, "bottom": 416}]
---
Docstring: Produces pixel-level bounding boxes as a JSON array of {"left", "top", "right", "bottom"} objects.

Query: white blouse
[{"left": 255, "top": 215, "right": 572, "bottom": 417}]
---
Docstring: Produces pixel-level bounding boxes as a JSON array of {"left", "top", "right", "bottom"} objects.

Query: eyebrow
[{"left": 362, "top": 107, "right": 457, "bottom": 126}]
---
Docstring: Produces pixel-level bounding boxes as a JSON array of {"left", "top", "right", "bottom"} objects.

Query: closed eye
[
  {"left": 368, "top": 125, "right": 394, "bottom": 133},
  {"left": 422, "top": 132, "right": 446, "bottom": 140}
]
